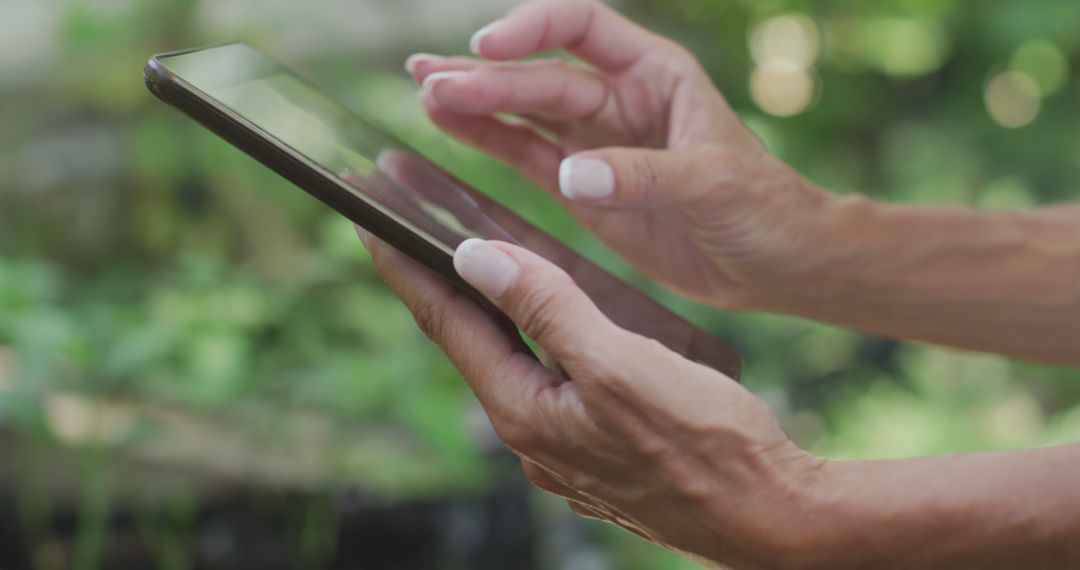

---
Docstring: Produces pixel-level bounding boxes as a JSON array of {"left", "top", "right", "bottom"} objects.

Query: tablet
[{"left": 144, "top": 43, "right": 741, "bottom": 379}]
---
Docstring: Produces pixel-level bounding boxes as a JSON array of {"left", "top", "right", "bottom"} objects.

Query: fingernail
[
  {"left": 454, "top": 239, "right": 519, "bottom": 298},
  {"left": 559, "top": 157, "right": 616, "bottom": 200},
  {"left": 355, "top": 224, "right": 371, "bottom": 248},
  {"left": 420, "top": 70, "right": 467, "bottom": 98},
  {"left": 405, "top": 53, "right": 438, "bottom": 75},
  {"left": 470, "top": 20, "right": 502, "bottom": 55}
]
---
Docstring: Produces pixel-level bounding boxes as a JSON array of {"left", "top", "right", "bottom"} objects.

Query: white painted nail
[
  {"left": 405, "top": 53, "right": 438, "bottom": 75},
  {"left": 454, "top": 239, "right": 520, "bottom": 298},
  {"left": 559, "top": 157, "right": 616, "bottom": 200},
  {"left": 470, "top": 20, "right": 502, "bottom": 55},
  {"left": 420, "top": 70, "right": 467, "bottom": 98}
]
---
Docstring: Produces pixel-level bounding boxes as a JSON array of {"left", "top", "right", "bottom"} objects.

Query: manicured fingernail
[
  {"left": 559, "top": 157, "right": 616, "bottom": 200},
  {"left": 454, "top": 239, "right": 519, "bottom": 298},
  {"left": 355, "top": 225, "right": 371, "bottom": 248},
  {"left": 420, "top": 70, "right": 467, "bottom": 98},
  {"left": 405, "top": 53, "right": 438, "bottom": 75},
  {"left": 470, "top": 20, "right": 502, "bottom": 55}
]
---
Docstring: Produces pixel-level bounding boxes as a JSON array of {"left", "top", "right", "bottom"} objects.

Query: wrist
[
  {"left": 743, "top": 178, "right": 879, "bottom": 315},
  {"left": 732, "top": 450, "right": 855, "bottom": 570},
  {"left": 774, "top": 454, "right": 1049, "bottom": 570},
  {"left": 766, "top": 458, "right": 889, "bottom": 570}
]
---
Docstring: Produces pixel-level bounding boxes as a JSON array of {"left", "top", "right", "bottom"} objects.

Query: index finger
[
  {"left": 360, "top": 230, "right": 561, "bottom": 426},
  {"left": 472, "top": 0, "right": 669, "bottom": 72}
]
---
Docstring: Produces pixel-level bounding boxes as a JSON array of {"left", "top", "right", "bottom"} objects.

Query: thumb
[
  {"left": 453, "top": 238, "right": 620, "bottom": 371},
  {"left": 557, "top": 146, "right": 716, "bottom": 208}
]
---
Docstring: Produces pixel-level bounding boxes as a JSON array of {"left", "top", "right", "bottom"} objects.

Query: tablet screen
[
  {"left": 159, "top": 43, "right": 506, "bottom": 253},
  {"left": 152, "top": 43, "right": 741, "bottom": 378}
]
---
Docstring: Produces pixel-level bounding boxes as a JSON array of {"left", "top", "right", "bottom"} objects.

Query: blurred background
[{"left": 1, "top": 0, "right": 1079, "bottom": 568}]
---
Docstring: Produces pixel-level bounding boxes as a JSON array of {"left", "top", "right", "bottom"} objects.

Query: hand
[
  {"left": 358, "top": 231, "right": 824, "bottom": 569},
  {"left": 405, "top": 0, "right": 835, "bottom": 310}
]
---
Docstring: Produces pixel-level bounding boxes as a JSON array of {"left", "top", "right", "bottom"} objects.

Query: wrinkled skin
[
  {"left": 359, "top": 232, "right": 821, "bottom": 569},
  {"left": 358, "top": 1, "right": 1080, "bottom": 568}
]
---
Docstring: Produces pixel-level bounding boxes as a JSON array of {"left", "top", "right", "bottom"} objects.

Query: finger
[
  {"left": 359, "top": 229, "right": 561, "bottom": 424},
  {"left": 403, "top": 55, "right": 573, "bottom": 129},
  {"left": 470, "top": 0, "right": 674, "bottom": 72},
  {"left": 421, "top": 59, "right": 608, "bottom": 123},
  {"left": 557, "top": 146, "right": 721, "bottom": 208},
  {"left": 421, "top": 94, "right": 564, "bottom": 191},
  {"left": 405, "top": 54, "right": 482, "bottom": 84},
  {"left": 407, "top": 57, "right": 569, "bottom": 135},
  {"left": 451, "top": 238, "right": 621, "bottom": 373}
]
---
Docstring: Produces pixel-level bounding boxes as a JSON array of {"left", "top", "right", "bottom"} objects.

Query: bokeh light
[
  {"left": 1010, "top": 40, "right": 1070, "bottom": 97},
  {"left": 871, "top": 18, "right": 949, "bottom": 77},
  {"left": 750, "top": 62, "right": 818, "bottom": 117},
  {"left": 827, "top": 17, "right": 950, "bottom": 78},
  {"left": 985, "top": 70, "right": 1042, "bottom": 128},
  {"left": 750, "top": 13, "right": 820, "bottom": 68},
  {"left": 749, "top": 13, "right": 820, "bottom": 117}
]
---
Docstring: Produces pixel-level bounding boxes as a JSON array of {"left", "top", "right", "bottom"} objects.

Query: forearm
[
  {"left": 773, "top": 194, "right": 1080, "bottom": 364},
  {"left": 794, "top": 445, "right": 1080, "bottom": 569}
]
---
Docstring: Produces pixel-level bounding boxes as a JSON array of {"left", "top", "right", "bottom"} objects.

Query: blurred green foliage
[{"left": 0, "top": 0, "right": 1078, "bottom": 568}]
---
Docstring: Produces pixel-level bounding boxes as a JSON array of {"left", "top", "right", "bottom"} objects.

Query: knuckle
[
  {"left": 410, "top": 296, "right": 448, "bottom": 341},
  {"left": 580, "top": 330, "right": 645, "bottom": 389},
  {"left": 514, "top": 278, "right": 568, "bottom": 342},
  {"left": 634, "top": 432, "right": 671, "bottom": 464},
  {"left": 626, "top": 155, "right": 664, "bottom": 197},
  {"left": 571, "top": 336, "right": 615, "bottom": 377},
  {"left": 660, "top": 462, "right": 712, "bottom": 503},
  {"left": 581, "top": 360, "right": 625, "bottom": 393}
]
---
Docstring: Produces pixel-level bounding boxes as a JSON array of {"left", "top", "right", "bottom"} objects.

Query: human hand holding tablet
[{"left": 143, "top": 34, "right": 818, "bottom": 570}]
